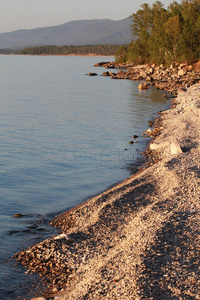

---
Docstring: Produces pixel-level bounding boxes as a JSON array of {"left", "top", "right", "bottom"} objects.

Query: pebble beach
[{"left": 15, "top": 69, "right": 200, "bottom": 299}]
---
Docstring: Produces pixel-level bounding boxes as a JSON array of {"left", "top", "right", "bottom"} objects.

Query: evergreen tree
[{"left": 119, "top": 0, "right": 200, "bottom": 65}]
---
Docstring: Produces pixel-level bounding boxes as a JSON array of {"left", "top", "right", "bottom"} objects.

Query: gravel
[{"left": 15, "top": 84, "right": 200, "bottom": 300}]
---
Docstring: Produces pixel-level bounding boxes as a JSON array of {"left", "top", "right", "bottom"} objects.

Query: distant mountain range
[{"left": 0, "top": 18, "right": 132, "bottom": 49}]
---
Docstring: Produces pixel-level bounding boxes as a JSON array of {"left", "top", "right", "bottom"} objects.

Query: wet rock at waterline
[
  {"left": 14, "top": 214, "right": 24, "bottom": 218},
  {"left": 138, "top": 82, "right": 150, "bottom": 90},
  {"left": 94, "top": 61, "right": 200, "bottom": 95},
  {"left": 88, "top": 72, "right": 98, "bottom": 76}
]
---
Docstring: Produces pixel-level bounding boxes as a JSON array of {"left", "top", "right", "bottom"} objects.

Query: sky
[{"left": 1, "top": 0, "right": 173, "bottom": 33}]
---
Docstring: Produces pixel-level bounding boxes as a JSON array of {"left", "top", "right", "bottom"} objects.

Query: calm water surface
[{"left": 0, "top": 55, "right": 170, "bottom": 299}]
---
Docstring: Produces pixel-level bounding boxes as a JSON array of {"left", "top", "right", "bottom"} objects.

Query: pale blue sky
[{"left": 1, "top": 0, "right": 174, "bottom": 33}]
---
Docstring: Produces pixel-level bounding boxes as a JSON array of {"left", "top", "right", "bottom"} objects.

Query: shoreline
[
  {"left": 94, "top": 61, "right": 200, "bottom": 95},
  {"left": 1, "top": 53, "right": 115, "bottom": 57},
  {"left": 15, "top": 66, "right": 200, "bottom": 299}
]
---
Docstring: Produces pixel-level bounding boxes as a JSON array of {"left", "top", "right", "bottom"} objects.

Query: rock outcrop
[{"left": 95, "top": 61, "right": 200, "bottom": 95}]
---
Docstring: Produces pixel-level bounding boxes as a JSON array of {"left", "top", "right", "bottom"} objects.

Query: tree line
[
  {"left": 116, "top": 0, "right": 200, "bottom": 65},
  {"left": 20, "top": 45, "right": 120, "bottom": 56},
  {"left": 0, "top": 49, "right": 20, "bottom": 54}
]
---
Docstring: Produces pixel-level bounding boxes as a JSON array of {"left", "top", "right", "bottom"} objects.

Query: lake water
[{"left": 0, "top": 55, "right": 170, "bottom": 299}]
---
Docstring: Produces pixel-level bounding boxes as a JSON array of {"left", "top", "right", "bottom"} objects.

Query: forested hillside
[
  {"left": 20, "top": 44, "right": 120, "bottom": 56},
  {"left": 116, "top": 0, "right": 200, "bottom": 64}
]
